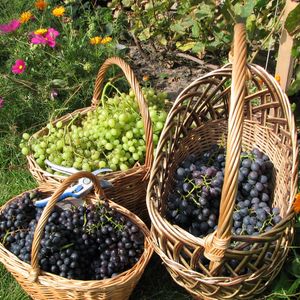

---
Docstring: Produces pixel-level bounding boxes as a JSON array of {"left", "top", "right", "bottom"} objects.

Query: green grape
[
  {"left": 132, "top": 153, "right": 139, "bottom": 161},
  {"left": 105, "top": 143, "right": 113, "bottom": 151},
  {"left": 98, "top": 160, "right": 106, "bottom": 168},
  {"left": 23, "top": 86, "right": 169, "bottom": 172},
  {"left": 21, "top": 147, "right": 30, "bottom": 155},
  {"left": 56, "top": 121, "right": 63, "bottom": 128},
  {"left": 22, "top": 133, "right": 30, "bottom": 140}
]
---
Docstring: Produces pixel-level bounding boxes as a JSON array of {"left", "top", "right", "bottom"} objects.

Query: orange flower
[
  {"left": 90, "top": 36, "right": 102, "bottom": 45},
  {"left": 20, "top": 11, "right": 33, "bottom": 24},
  {"left": 275, "top": 74, "right": 281, "bottom": 84},
  {"left": 294, "top": 193, "right": 300, "bottom": 214},
  {"left": 142, "top": 75, "right": 150, "bottom": 82},
  {"left": 35, "top": 0, "right": 47, "bottom": 10},
  {"left": 100, "top": 36, "right": 112, "bottom": 44},
  {"left": 52, "top": 6, "right": 65, "bottom": 17}
]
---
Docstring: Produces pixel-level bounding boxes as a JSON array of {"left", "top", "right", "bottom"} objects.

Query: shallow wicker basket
[
  {"left": 27, "top": 57, "right": 154, "bottom": 222},
  {"left": 0, "top": 172, "right": 153, "bottom": 300},
  {"left": 146, "top": 23, "right": 298, "bottom": 299}
]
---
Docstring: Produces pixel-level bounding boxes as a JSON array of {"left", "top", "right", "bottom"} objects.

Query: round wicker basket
[
  {"left": 146, "top": 23, "right": 298, "bottom": 299},
  {"left": 0, "top": 172, "right": 153, "bottom": 300},
  {"left": 27, "top": 57, "right": 154, "bottom": 222}
]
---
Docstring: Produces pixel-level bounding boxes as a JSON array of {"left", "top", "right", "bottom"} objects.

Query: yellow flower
[
  {"left": 275, "top": 74, "right": 281, "bottom": 84},
  {"left": 35, "top": 0, "right": 47, "bottom": 10},
  {"left": 90, "top": 36, "right": 102, "bottom": 45},
  {"left": 100, "top": 36, "right": 112, "bottom": 44},
  {"left": 34, "top": 28, "right": 47, "bottom": 35},
  {"left": 52, "top": 6, "right": 65, "bottom": 17},
  {"left": 20, "top": 11, "right": 33, "bottom": 24}
]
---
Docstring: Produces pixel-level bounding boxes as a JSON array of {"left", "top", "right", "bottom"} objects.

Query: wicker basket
[
  {"left": 27, "top": 57, "right": 154, "bottom": 222},
  {"left": 0, "top": 172, "right": 153, "bottom": 300},
  {"left": 146, "top": 23, "right": 298, "bottom": 299}
]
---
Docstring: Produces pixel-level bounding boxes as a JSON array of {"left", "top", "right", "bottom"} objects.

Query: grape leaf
[
  {"left": 285, "top": 4, "right": 300, "bottom": 36},
  {"left": 176, "top": 41, "right": 196, "bottom": 52}
]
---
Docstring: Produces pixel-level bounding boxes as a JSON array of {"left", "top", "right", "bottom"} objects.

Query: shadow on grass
[{"left": 131, "top": 253, "right": 192, "bottom": 300}]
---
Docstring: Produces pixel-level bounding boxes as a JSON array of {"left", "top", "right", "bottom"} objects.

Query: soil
[{"left": 126, "top": 45, "right": 220, "bottom": 101}]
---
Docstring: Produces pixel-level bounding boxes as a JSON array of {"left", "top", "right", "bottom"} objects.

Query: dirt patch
[{"left": 126, "top": 46, "right": 219, "bottom": 101}]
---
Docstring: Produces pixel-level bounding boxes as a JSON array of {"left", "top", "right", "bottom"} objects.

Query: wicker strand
[
  {"left": 204, "top": 24, "right": 247, "bottom": 269},
  {"left": 203, "top": 232, "right": 231, "bottom": 262}
]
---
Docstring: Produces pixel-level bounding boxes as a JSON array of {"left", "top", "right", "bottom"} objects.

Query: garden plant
[{"left": 0, "top": 0, "right": 299, "bottom": 299}]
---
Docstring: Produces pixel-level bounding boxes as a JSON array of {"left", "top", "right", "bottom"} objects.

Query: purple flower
[
  {"left": 0, "top": 19, "right": 20, "bottom": 34},
  {"left": 0, "top": 97, "right": 4, "bottom": 109},
  {"left": 50, "top": 89, "right": 58, "bottom": 100}
]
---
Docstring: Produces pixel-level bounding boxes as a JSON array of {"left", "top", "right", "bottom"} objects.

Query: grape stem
[{"left": 100, "top": 82, "right": 122, "bottom": 108}]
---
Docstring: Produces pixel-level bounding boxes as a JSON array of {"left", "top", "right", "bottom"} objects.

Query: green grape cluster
[{"left": 20, "top": 87, "right": 168, "bottom": 174}]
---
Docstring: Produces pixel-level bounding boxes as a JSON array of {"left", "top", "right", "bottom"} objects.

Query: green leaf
[
  {"left": 233, "top": 1, "right": 258, "bottom": 19},
  {"left": 288, "top": 78, "right": 300, "bottom": 96},
  {"left": 50, "top": 79, "right": 67, "bottom": 87},
  {"left": 121, "top": 0, "right": 133, "bottom": 7},
  {"left": 195, "top": 4, "right": 213, "bottom": 20},
  {"left": 246, "top": 14, "right": 256, "bottom": 33},
  {"left": 104, "top": 23, "right": 113, "bottom": 35},
  {"left": 285, "top": 4, "right": 300, "bottom": 36},
  {"left": 157, "top": 35, "right": 167, "bottom": 46},
  {"left": 192, "top": 22, "right": 200, "bottom": 38},
  {"left": 159, "top": 73, "right": 169, "bottom": 79},
  {"left": 192, "top": 42, "right": 205, "bottom": 55},
  {"left": 170, "top": 23, "right": 186, "bottom": 35},
  {"left": 138, "top": 28, "right": 151, "bottom": 41},
  {"left": 288, "top": 277, "right": 300, "bottom": 293},
  {"left": 176, "top": 41, "right": 196, "bottom": 52},
  {"left": 256, "top": 0, "right": 268, "bottom": 9}
]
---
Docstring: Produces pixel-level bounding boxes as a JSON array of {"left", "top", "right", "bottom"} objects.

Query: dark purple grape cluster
[
  {"left": 166, "top": 145, "right": 282, "bottom": 237},
  {"left": 0, "top": 192, "right": 144, "bottom": 280}
]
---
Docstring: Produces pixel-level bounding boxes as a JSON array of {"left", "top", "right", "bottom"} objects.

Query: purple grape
[
  {"left": 251, "top": 162, "right": 260, "bottom": 172},
  {"left": 248, "top": 171, "right": 258, "bottom": 181},
  {"left": 255, "top": 182, "right": 264, "bottom": 192},
  {"left": 242, "top": 159, "right": 252, "bottom": 168}
]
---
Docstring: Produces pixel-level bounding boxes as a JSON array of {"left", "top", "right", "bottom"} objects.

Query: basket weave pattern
[
  {"left": 0, "top": 172, "right": 153, "bottom": 300},
  {"left": 146, "top": 24, "right": 298, "bottom": 299},
  {"left": 27, "top": 57, "right": 154, "bottom": 222}
]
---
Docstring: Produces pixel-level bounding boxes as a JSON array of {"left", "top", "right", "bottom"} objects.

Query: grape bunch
[
  {"left": 0, "top": 192, "right": 145, "bottom": 280},
  {"left": 20, "top": 86, "right": 168, "bottom": 173},
  {"left": 166, "top": 145, "right": 282, "bottom": 237}
]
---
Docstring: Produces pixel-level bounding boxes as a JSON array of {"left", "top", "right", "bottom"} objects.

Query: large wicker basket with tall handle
[
  {"left": 27, "top": 57, "right": 154, "bottom": 222},
  {"left": 146, "top": 23, "right": 298, "bottom": 299},
  {"left": 0, "top": 172, "right": 153, "bottom": 300}
]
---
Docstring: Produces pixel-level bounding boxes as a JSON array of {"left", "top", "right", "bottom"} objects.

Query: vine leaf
[{"left": 284, "top": 4, "right": 300, "bottom": 36}]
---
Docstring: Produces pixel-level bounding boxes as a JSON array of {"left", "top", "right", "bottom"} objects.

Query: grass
[{"left": 0, "top": 1, "right": 299, "bottom": 299}]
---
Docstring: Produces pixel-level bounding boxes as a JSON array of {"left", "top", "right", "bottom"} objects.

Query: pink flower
[
  {"left": 31, "top": 34, "right": 47, "bottom": 45},
  {"left": 0, "top": 19, "right": 20, "bottom": 34},
  {"left": 45, "top": 28, "right": 59, "bottom": 48},
  {"left": 12, "top": 59, "right": 26, "bottom": 74},
  {"left": 0, "top": 97, "right": 4, "bottom": 109},
  {"left": 30, "top": 28, "right": 59, "bottom": 48}
]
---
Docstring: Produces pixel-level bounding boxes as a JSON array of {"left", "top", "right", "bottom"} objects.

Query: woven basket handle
[
  {"left": 29, "top": 171, "right": 103, "bottom": 282},
  {"left": 92, "top": 57, "right": 154, "bottom": 170},
  {"left": 203, "top": 24, "right": 247, "bottom": 269}
]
